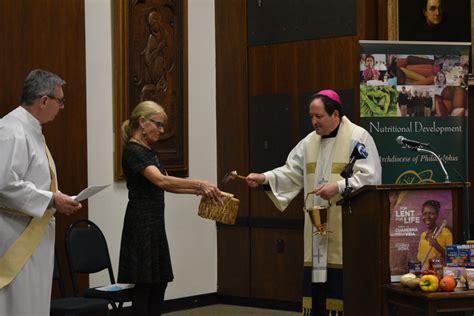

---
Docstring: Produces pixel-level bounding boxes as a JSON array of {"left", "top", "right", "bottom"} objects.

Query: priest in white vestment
[
  {"left": 246, "top": 89, "right": 382, "bottom": 316},
  {"left": 0, "top": 69, "right": 82, "bottom": 316}
]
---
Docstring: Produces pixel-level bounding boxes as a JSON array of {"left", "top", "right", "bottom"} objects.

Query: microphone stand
[
  {"left": 340, "top": 162, "right": 354, "bottom": 196},
  {"left": 340, "top": 163, "right": 354, "bottom": 213},
  {"left": 406, "top": 145, "right": 450, "bottom": 183}
]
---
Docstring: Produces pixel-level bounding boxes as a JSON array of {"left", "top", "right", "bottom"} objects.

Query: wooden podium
[{"left": 337, "top": 183, "right": 469, "bottom": 316}]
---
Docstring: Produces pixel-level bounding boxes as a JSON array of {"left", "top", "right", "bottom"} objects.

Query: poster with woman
[{"left": 389, "top": 189, "right": 453, "bottom": 281}]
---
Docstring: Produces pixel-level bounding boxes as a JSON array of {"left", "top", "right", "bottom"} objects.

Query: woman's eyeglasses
[{"left": 149, "top": 119, "right": 165, "bottom": 129}]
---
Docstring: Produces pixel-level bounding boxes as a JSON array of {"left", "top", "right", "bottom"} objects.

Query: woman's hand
[
  {"left": 428, "top": 237, "right": 440, "bottom": 247},
  {"left": 429, "top": 236, "right": 444, "bottom": 254},
  {"left": 199, "top": 180, "right": 223, "bottom": 204}
]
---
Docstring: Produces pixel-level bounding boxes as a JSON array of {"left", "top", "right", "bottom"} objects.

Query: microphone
[
  {"left": 349, "top": 142, "right": 368, "bottom": 162},
  {"left": 340, "top": 142, "right": 368, "bottom": 179},
  {"left": 398, "top": 137, "right": 450, "bottom": 182},
  {"left": 396, "top": 136, "right": 430, "bottom": 148}
]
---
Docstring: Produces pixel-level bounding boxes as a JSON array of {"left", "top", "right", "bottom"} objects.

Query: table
[{"left": 383, "top": 283, "right": 474, "bottom": 315}]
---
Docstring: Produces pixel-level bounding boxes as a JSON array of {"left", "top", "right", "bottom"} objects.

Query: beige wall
[{"left": 84, "top": 0, "right": 217, "bottom": 299}]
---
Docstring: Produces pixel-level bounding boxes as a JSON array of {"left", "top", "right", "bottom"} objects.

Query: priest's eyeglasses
[{"left": 46, "top": 95, "right": 66, "bottom": 105}]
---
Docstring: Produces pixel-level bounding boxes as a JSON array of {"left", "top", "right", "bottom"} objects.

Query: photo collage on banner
[{"left": 360, "top": 53, "right": 468, "bottom": 118}]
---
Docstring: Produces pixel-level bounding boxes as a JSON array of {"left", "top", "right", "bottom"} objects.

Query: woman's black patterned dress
[{"left": 118, "top": 142, "right": 174, "bottom": 284}]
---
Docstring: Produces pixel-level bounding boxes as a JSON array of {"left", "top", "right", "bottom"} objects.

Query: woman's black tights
[{"left": 132, "top": 282, "right": 168, "bottom": 316}]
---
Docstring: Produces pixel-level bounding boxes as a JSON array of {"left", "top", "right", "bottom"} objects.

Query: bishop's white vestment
[{"left": 263, "top": 116, "right": 382, "bottom": 314}]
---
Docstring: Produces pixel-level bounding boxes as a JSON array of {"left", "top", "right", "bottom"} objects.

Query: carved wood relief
[{"left": 114, "top": 0, "right": 188, "bottom": 179}]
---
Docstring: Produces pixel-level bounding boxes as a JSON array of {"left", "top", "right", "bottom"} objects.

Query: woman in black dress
[{"left": 118, "top": 101, "right": 222, "bottom": 315}]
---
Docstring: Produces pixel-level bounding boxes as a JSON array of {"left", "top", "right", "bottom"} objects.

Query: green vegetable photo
[{"left": 360, "top": 86, "right": 398, "bottom": 117}]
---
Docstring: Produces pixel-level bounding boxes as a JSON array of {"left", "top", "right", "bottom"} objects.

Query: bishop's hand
[
  {"left": 313, "top": 182, "right": 338, "bottom": 200},
  {"left": 245, "top": 173, "right": 265, "bottom": 188}
]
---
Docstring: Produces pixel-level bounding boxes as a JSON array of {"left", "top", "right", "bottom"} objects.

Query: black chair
[
  {"left": 65, "top": 219, "right": 133, "bottom": 315},
  {"left": 50, "top": 252, "right": 109, "bottom": 316}
]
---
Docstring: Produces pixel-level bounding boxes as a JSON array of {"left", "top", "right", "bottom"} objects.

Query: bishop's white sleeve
[
  {"left": 336, "top": 130, "right": 382, "bottom": 193},
  {"left": 263, "top": 139, "right": 306, "bottom": 212},
  {"left": 0, "top": 129, "right": 52, "bottom": 217}
]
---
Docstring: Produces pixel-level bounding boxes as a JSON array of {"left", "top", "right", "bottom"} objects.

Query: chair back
[
  {"left": 66, "top": 219, "right": 116, "bottom": 295},
  {"left": 53, "top": 252, "right": 66, "bottom": 297}
]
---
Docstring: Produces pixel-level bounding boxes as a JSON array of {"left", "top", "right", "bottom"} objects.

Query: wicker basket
[{"left": 198, "top": 191, "right": 239, "bottom": 225}]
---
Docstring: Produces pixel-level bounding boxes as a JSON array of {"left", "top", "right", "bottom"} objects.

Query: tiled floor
[{"left": 163, "top": 304, "right": 300, "bottom": 315}]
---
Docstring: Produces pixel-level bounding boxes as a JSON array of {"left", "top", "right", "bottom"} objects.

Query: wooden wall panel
[
  {"left": 294, "top": 38, "right": 360, "bottom": 92},
  {"left": 217, "top": 227, "right": 250, "bottom": 296},
  {"left": 295, "top": 38, "right": 360, "bottom": 117},
  {"left": 215, "top": 0, "right": 251, "bottom": 298},
  {"left": 248, "top": 44, "right": 297, "bottom": 96},
  {"left": 250, "top": 191, "right": 303, "bottom": 220},
  {"left": 376, "top": 0, "right": 389, "bottom": 40},
  {"left": 250, "top": 228, "right": 303, "bottom": 302},
  {"left": 357, "top": 0, "right": 381, "bottom": 39},
  {"left": 215, "top": 0, "right": 249, "bottom": 218},
  {"left": 0, "top": 0, "right": 87, "bottom": 296}
]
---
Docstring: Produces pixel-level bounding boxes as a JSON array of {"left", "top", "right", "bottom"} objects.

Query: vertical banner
[
  {"left": 359, "top": 41, "right": 469, "bottom": 185},
  {"left": 359, "top": 41, "right": 470, "bottom": 276}
]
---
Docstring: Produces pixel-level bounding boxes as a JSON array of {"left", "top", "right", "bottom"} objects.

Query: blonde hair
[{"left": 121, "top": 101, "right": 168, "bottom": 143}]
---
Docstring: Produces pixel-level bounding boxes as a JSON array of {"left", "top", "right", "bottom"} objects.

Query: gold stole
[
  {"left": 0, "top": 140, "right": 57, "bottom": 289},
  {"left": 301, "top": 117, "right": 355, "bottom": 313}
]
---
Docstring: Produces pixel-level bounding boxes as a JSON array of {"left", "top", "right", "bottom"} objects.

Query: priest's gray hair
[{"left": 21, "top": 69, "right": 66, "bottom": 105}]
